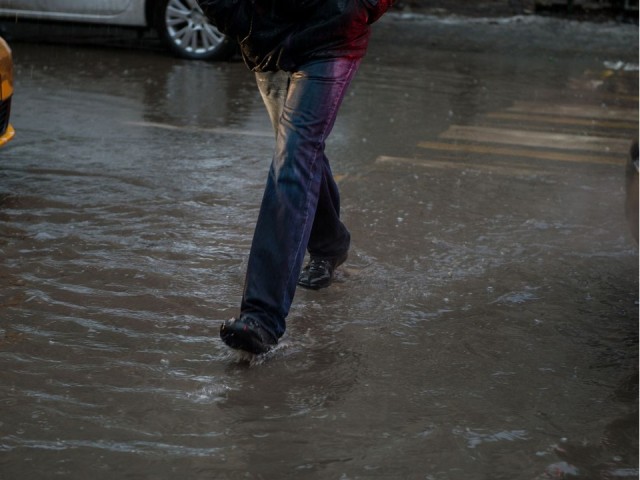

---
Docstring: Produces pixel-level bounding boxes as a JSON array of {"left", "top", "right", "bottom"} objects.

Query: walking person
[{"left": 198, "top": 0, "right": 395, "bottom": 354}]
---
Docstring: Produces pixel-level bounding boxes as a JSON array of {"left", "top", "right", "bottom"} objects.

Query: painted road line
[
  {"left": 126, "top": 121, "right": 273, "bottom": 138},
  {"left": 417, "top": 141, "right": 623, "bottom": 166},
  {"left": 439, "top": 126, "right": 631, "bottom": 154},
  {"left": 375, "top": 155, "right": 558, "bottom": 176},
  {"left": 485, "top": 112, "right": 638, "bottom": 131},
  {"left": 505, "top": 101, "right": 638, "bottom": 122}
]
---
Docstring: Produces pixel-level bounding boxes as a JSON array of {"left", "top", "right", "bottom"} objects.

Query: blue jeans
[{"left": 240, "top": 57, "right": 361, "bottom": 339}]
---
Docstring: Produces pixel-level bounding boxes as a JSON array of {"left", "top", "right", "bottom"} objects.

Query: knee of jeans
[{"left": 277, "top": 127, "right": 323, "bottom": 157}]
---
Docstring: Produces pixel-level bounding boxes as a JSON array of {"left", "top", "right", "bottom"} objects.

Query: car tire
[{"left": 154, "top": 0, "right": 236, "bottom": 61}]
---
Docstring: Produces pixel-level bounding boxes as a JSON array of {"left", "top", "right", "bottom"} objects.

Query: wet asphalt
[{"left": 0, "top": 11, "right": 638, "bottom": 480}]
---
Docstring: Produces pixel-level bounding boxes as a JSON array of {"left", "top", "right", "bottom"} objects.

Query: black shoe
[
  {"left": 297, "top": 252, "right": 347, "bottom": 290},
  {"left": 220, "top": 317, "right": 277, "bottom": 355}
]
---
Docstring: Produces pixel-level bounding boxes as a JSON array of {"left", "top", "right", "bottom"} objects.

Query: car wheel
[{"left": 154, "top": 0, "right": 236, "bottom": 61}]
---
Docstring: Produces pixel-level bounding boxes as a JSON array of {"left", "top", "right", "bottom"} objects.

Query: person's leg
[
  {"left": 256, "top": 70, "right": 350, "bottom": 261},
  {"left": 296, "top": 154, "right": 350, "bottom": 290},
  {"left": 306, "top": 155, "right": 350, "bottom": 258},
  {"left": 221, "top": 58, "right": 361, "bottom": 352},
  {"left": 255, "top": 69, "right": 289, "bottom": 136}
]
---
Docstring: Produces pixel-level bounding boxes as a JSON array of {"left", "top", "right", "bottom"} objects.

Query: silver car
[{"left": 0, "top": 0, "right": 235, "bottom": 61}]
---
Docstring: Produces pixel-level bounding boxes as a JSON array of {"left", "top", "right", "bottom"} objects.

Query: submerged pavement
[{"left": 0, "top": 11, "right": 638, "bottom": 480}]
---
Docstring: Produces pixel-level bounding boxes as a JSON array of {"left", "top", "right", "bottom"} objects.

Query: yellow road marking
[
  {"left": 417, "top": 141, "right": 623, "bottom": 165},
  {"left": 440, "top": 126, "right": 631, "bottom": 154}
]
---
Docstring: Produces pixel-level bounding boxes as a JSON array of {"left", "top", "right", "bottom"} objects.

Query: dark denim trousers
[{"left": 240, "top": 57, "right": 361, "bottom": 339}]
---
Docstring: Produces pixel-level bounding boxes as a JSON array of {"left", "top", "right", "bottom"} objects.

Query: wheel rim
[{"left": 164, "top": 0, "right": 226, "bottom": 56}]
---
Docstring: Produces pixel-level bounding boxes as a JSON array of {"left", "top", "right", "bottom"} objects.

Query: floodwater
[{"left": 1, "top": 13, "right": 638, "bottom": 480}]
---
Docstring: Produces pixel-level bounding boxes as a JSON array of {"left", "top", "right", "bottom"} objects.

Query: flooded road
[{"left": 1, "top": 13, "right": 638, "bottom": 480}]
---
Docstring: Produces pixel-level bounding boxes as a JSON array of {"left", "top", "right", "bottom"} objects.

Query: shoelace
[{"left": 307, "top": 259, "right": 332, "bottom": 273}]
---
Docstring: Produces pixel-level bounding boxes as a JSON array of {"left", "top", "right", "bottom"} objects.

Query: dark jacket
[{"left": 198, "top": 0, "right": 395, "bottom": 71}]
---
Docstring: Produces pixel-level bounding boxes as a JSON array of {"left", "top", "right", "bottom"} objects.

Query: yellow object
[{"left": 0, "top": 36, "right": 14, "bottom": 147}]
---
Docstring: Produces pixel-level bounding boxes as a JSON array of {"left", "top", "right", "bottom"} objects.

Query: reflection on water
[{"left": 1, "top": 13, "right": 638, "bottom": 480}]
